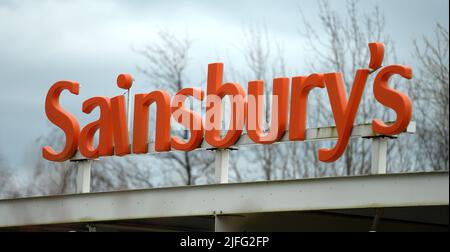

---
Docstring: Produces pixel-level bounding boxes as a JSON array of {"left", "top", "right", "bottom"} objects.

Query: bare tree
[
  {"left": 0, "top": 129, "right": 76, "bottom": 198},
  {"left": 91, "top": 156, "right": 154, "bottom": 192},
  {"left": 26, "top": 129, "right": 77, "bottom": 196},
  {"left": 412, "top": 24, "right": 449, "bottom": 171},
  {"left": 298, "top": 0, "right": 402, "bottom": 175},
  {"left": 7, "top": 30, "right": 213, "bottom": 198},
  {"left": 231, "top": 23, "right": 292, "bottom": 181},
  {"left": 0, "top": 153, "right": 6, "bottom": 188},
  {"left": 0, "top": 154, "right": 16, "bottom": 199},
  {"left": 26, "top": 126, "right": 156, "bottom": 197},
  {"left": 136, "top": 30, "right": 215, "bottom": 185}
]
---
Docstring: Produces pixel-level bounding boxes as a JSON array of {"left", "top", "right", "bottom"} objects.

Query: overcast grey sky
[{"left": 0, "top": 0, "right": 448, "bottom": 168}]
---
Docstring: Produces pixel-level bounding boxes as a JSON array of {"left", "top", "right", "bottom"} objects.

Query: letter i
[{"left": 111, "top": 74, "right": 134, "bottom": 156}]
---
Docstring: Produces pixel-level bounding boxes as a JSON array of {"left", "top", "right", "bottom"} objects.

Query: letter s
[
  {"left": 42, "top": 81, "right": 80, "bottom": 161},
  {"left": 372, "top": 65, "right": 413, "bottom": 135},
  {"left": 171, "top": 87, "right": 205, "bottom": 151}
]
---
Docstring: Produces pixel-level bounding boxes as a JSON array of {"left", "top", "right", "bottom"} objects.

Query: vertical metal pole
[
  {"left": 214, "top": 98, "right": 229, "bottom": 184},
  {"left": 370, "top": 208, "right": 384, "bottom": 232},
  {"left": 75, "top": 160, "right": 91, "bottom": 193},
  {"left": 215, "top": 149, "right": 229, "bottom": 183},
  {"left": 215, "top": 215, "right": 243, "bottom": 231},
  {"left": 371, "top": 137, "right": 388, "bottom": 175}
]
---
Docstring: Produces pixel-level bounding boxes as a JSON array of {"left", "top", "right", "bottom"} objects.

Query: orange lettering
[
  {"left": 319, "top": 70, "right": 369, "bottom": 162},
  {"left": 205, "top": 63, "right": 247, "bottom": 148},
  {"left": 372, "top": 65, "right": 413, "bottom": 135},
  {"left": 79, "top": 97, "right": 114, "bottom": 159},
  {"left": 132, "top": 91, "right": 171, "bottom": 153},
  {"left": 111, "top": 95, "right": 130, "bottom": 156},
  {"left": 247, "top": 78, "right": 289, "bottom": 143},
  {"left": 289, "top": 74, "right": 325, "bottom": 140},
  {"left": 42, "top": 81, "right": 80, "bottom": 162},
  {"left": 171, "top": 87, "right": 205, "bottom": 151}
]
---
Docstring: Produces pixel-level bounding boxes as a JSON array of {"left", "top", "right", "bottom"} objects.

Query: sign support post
[
  {"left": 74, "top": 160, "right": 91, "bottom": 193},
  {"left": 215, "top": 149, "right": 229, "bottom": 183},
  {"left": 371, "top": 137, "right": 388, "bottom": 175}
]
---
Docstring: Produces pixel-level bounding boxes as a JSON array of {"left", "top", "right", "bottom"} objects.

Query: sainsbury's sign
[{"left": 42, "top": 42, "right": 412, "bottom": 162}]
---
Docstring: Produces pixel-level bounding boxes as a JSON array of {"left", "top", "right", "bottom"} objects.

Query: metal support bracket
[
  {"left": 214, "top": 149, "right": 230, "bottom": 184},
  {"left": 370, "top": 137, "right": 388, "bottom": 175},
  {"left": 207, "top": 147, "right": 238, "bottom": 184},
  {"left": 73, "top": 160, "right": 92, "bottom": 193}
]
